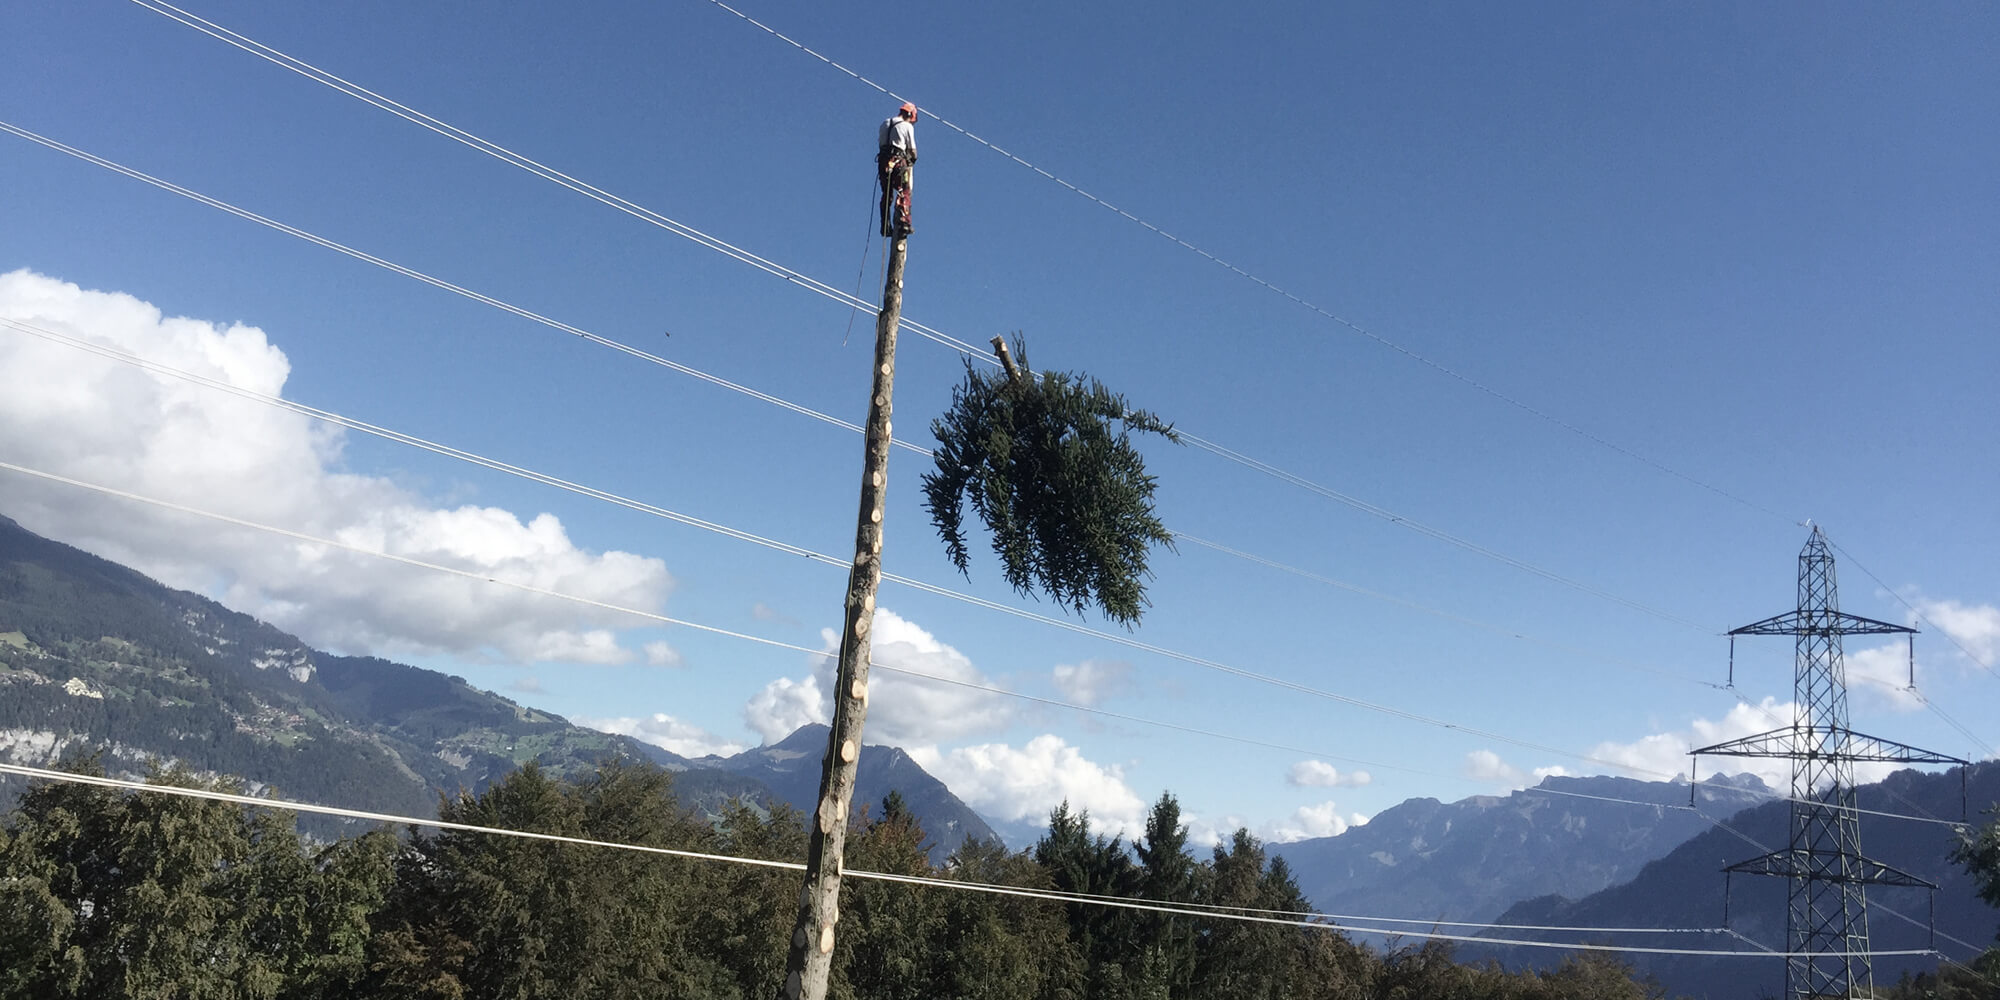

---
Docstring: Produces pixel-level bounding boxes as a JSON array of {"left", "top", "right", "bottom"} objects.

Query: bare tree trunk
[{"left": 777, "top": 235, "right": 908, "bottom": 1000}]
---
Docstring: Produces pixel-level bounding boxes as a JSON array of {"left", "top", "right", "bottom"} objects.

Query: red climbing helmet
[{"left": 899, "top": 101, "right": 918, "bottom": 122}]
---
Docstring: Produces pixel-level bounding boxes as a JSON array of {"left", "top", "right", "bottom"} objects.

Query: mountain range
[
  {"left": 0, "top": 513, "right": 994, "bottom": 858},
  {"left": 1485, "top": 761, "right": 2000, "bottom": 999},
  {"left": 1271, "top": 771, "right": 1775, "bottom": 925},
  {"left": 3, "top": 509, "right": 1994, "bottom": 993}
]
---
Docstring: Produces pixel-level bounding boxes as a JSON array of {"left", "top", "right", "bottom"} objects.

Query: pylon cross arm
[
  {"left": 1727, "top": 609, "right": 1914, "bottom": 637},
  {"left": 1689, "top": 725, "right": 1964, "bottom": 765},
  {"left": 1722, "top": 849, "right": 1937, "bottom": 889}
]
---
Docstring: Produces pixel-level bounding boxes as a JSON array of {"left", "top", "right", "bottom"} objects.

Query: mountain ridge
[
  {"left": 1483, "top": 761, "right": 2000, "bottom": 999},
  {"left": 1271, "top": 770, "right": 1775, "bottom": 925},
  {"left": 0, "top": 512, "right": 995, "bottom": 857}
]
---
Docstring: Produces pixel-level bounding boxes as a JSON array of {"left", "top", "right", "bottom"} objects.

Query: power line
[
  {"left": 3, "top": 315, "right": 1721, "bottom": 739},
  {"left": 3, "top": 117, "right": 1699, "bottom": 635},
  {"left": 0, "top": 456, "right": 1647, "bottom": 777},
  {"left": 1553, "top": 788, "right": 1996, "bottom": 962},
  {"left": 0, "top": 322, "right": 1651, "bottom": 792},
  {"left": 0, "top": 457, "right": 1972, "bottom": 832},
  {"left": 116, "top": 0, "right": 990, "bottom": 364},
  {"left": 12, "top": 14, "right": 1981, "bottom": 816},
  {"left": 0, "top": 121, "right": 929, "bottom": 460},
  {"left": 97, "top": 2, "right": 1987, "bottom": 776},
  {"left": 1718, "top": 683, "right": 1985, "bottom": 827},
  {"left": 1176, "top": 531, "right": 1719, "bottom": 686},
  {"left": 1177, "top": 437, "right": 1711, "bottom": 632},
  {"left": 1828, "top": 536, "right": 2000, "bottom": 684},
  {"left": 79, "top": 8, "right": 1730, "bottom": 632},
  {"left": 696, "top": 0, "right": 1800, "bottom": 527},
  {"left": 15, "top": 303, "right": 1986, "bottom": 788},
  {"left": 0, "top": 761, "right": 1944, "bottom": 961},
  {"left": 1527, "top": 780, "right": 1969, "bottom": 833}
]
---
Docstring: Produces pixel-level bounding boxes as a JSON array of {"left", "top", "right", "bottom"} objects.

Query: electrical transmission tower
[{"left": 1691, "top": 527, "right": 1965, "bottom": 998}]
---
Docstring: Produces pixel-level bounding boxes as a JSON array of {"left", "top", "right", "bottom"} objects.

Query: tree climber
[{"left": 877, "top": 102, "right": 917, "bottom": 238}]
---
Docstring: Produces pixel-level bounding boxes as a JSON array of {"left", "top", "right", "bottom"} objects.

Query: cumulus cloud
[
  {"left": 909, "top": 734, "right": 1147, "bottom": 837},
  {"left": 1582, "top": 697, "right": 1910, "bottom": 790},
  {"left": 1576, "top": 698, "right": 1789, "bottom": 787},
  {"left": 1286, "top": 760, "right": 1371, "bottom": 788},
  {"left": 1914, "top": 598, "right": 2000, "bottom": 665},
  {"left": 1183, "top": 803, "right": 1374, "bottom": 847},
  {"left": 1457, "top": 751, "right": 1573, "bottom": 791},
  {"left": 0, "top": 270, "right": 672, "bottom": 664},
  {"left": 1845, "top": 642, "right": 1922, "bottom": 711},
  {"left": 580, "top": 712, "right": 746, "bottom": 758},
  {"left": 1265, "top": 801, "right": 1368, "bottom": 843},
  {"left": 1051, "top": 660, "right": 1135, "bottom": 706},
  {"left": 743, "top": 674, "right": 827, "bottom": 744},
  {"left": 643, "top": 641, "right": 685, "bottom": 668},
  {"left": 742, "top": 608, "right": 1013, "bottom": 746},
  {"left": 1463, "top": 749, "right": 1526, "bottom": 785}
]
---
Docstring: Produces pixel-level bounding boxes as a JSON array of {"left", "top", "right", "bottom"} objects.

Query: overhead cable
[
  {"left": 4, "top": 316, "right": 1712, "bottom": 733},
  {"left": 696, "top": 0, "right": 1797, "bottom": 526},
  {"left": 117, "top": 0, "right": 989, "bottom": 362},
  {"left": 0, "top": 458, "right": 1971, "bottom": 831},
  {"left": 1828, "top": 536, "right": 2000, "bottom": 684},
  {"left": 76, "top": 8, "right": 1722, "bottom": 632},
  {"left": 1176, "top": 438, "right": 1709, "bottom": 632},
  {"left": 0, "top": 457, "right": 1646, "bottom": 776},
  {"left": 0, "top": 762, "right": 1943, "bottom": 960},
  {"left": 4, "top": 119, "right": 1691, "bottom": 634},
  {"left": 0, "top": 121, "right": 930, "bottom": 460}
]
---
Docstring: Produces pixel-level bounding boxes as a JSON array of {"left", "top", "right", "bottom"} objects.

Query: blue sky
[{"left": 2, "top": 0, "right": 1996, "bottom": 848}]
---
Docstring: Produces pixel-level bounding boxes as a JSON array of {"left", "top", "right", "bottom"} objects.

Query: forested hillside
[
  {"left": 1, "top": 757, "right": 1691, "bottom": 1000},
  {"left": 1488, "top": 762, "right": 2000, "bottom": 999},
  {"left": 0, "top": 514, "right": 994, "bottom": 857}
]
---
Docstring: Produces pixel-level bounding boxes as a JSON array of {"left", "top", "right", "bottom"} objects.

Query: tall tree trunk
[{"left": 777, "top": 235, "right": 908, "bottom": 1000}]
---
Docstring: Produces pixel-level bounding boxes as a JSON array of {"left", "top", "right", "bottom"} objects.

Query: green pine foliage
[
  {"left": 0, "top": 758, "right": 1688, "bottom": 1000},
  {"left": 1956, "top": 807, "right": 2000, "bottom": 915},
  {"left": 0, "top": 755, "right": 394, "bottom": 999},
  {"left": 923, "top": 337, "right": 1178, "bottom": 627},
  {"left": 1880, "top": 812, "right": 2000, "bottom": 999}
]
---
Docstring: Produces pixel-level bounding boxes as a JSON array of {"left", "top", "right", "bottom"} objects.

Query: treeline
[{"left": 0, "top": 756, "right": 1970, "bottom": 1000}]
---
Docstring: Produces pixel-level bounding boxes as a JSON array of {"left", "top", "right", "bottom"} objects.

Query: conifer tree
[{"left": 924, "top": 336, "right": 1178, "bottom": 626}]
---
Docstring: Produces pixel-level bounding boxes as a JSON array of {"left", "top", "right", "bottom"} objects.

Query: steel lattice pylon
[{"left": 1691, "top": 527, "right": 1964, "bottom": 999}]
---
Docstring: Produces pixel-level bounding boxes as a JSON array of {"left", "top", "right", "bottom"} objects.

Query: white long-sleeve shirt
[{"left": 878, "top": 116, "right": 916, "bottom": 158}]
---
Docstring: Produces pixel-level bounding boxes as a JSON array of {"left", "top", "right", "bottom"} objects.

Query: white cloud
[
  {"left": 526, "top": 629, "right": 632, "bottom": 666},
  {"left": 508, "top": 676, "right": 544, "bottom": 694},
  {"left": 1051, "top": 660, "right": 1134, "bottom": 706},
  {"left": 1845, "top": 642, "right": 1922, "bottom": 711},
  {"left": 1266, "top": 801, "right": 1358, "bottom": 843},
  {"left": 1583, "top": 696, "right": 1914, "bottom": 790},
  {"left": 1461, "top": 753, "right": 1575, "bottom": 792},
  {"left": 644, "top": 640, "right": 685, "bottom": 668},
  {"left": 1463, "top": 749, "right": 1526, "bottom": 786},
  {"left": 909, "top": 734, "right": 1147, "bottom": 837},
  {"left": 743, "top": 674, "right": 827, "bottom": 744},
  {"left": 0, "top": 270, "right": 672, "bottom": 664},
  {"left": 1287, "top": 759, "right": 1371, "bottom": 788},
  {"left": 742, "top": 608, "right": 1013, "bottom": 746},
  {"left": 580, "top": 712, "right": 746, "bottom": 758},
  {"left": 1579, "top": 697, "right": 1793, "bottom": 787},
  {"left": 1915, "top": 598, "right": 2000, "bottom": 665},
  {"left": 1184, "top": 802, "right": 1375, "bottom": 847}
]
